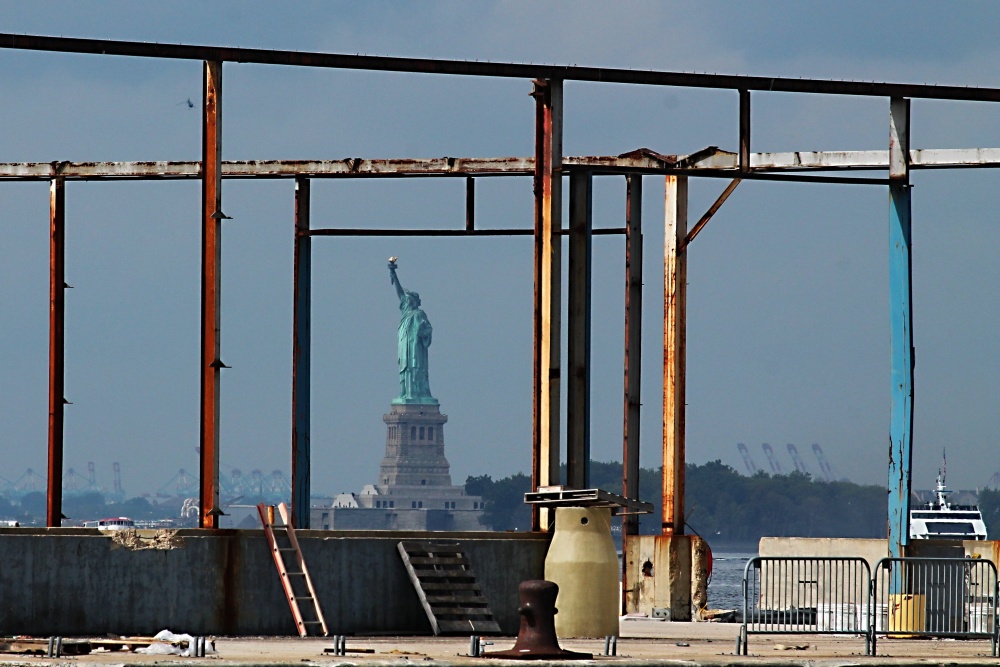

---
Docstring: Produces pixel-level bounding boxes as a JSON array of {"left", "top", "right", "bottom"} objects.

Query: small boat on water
[
  {"left": 909, "top": 469, "right": 987, "bottom": 541},
  {"left": 82, "top": 517, "right": 135, "bottom": 531}
]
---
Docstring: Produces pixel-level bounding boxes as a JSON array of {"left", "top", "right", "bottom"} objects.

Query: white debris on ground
[
  {"left": 110, "top": 529, "right": 184, "bottom": 551},
  {"left": 135, "top": 630, "right": 215, "bottom": 657}
]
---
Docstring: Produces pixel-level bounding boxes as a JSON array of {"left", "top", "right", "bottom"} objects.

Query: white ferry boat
[
  {"left": 82, "top": 516, "right": 135, "bottom": 531},
  {"left": 909, "top": 471, "right": 987, "bottom": 541}
]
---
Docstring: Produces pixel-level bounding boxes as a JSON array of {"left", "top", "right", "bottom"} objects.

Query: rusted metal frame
[
  {"left": 662, "top": 175, "right": 688, "bottom": 536},
  {"left": 531, "top": 78, "right": 563, "bottom": 532},
  {"left": 307, "top": 228, "right": 624, "bottom": 237},
  {"left": 14, "top": 148, "right": 1000, "bottom": 181},
  {"left": 46, "top": 177, "right": 66, "bottom": 527},
  {"left": 6, "top": 33, "right": 1000, "bottom": 102},
  {"left": 199, "top": 60, "right": 224, "bottom": 529},
  {"left": 291, "top": 177, "right": 311, "bottom": 529},
  {"left": 465, "top": 177, "right": 475, "bottom": 231},
  {"left": 531, "top": 82, "right": 545, "bottom": 532},
  {"left": 0, "top": 165, "right": 891, "bottom": 186},
  {"left": 739, "top": 90, "right": 751, "bottom": 173},
  {"left": 683, "top": 179, "right": 742, "bottom": 248},
  {"left": 566, "top": 170, "right": 592, "bottom": 490},
  {"left": 678, "top": 171, "right": 888, "bottom": 185},
  {"left": 621, "top": 175, "right": 643, "bottom": 612},
  {"left": 888, "top": 97, "right": 913, "bottom": 568}
]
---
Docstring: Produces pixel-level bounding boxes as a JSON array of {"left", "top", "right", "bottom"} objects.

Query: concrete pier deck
[{"left": 3, "top": 620, "right": 998, "bottom": 666}]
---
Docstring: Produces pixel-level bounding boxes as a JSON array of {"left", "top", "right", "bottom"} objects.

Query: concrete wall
[
  {"left": 0, "top": 528, "right": 548, "bottom": 636},
  {"left": 760, "top": 536, "right": 992, "bottom": 569}
]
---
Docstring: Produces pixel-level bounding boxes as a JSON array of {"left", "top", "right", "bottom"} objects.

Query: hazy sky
[{"left": 1, "top": 2, "right": 999, "bottom": 501}]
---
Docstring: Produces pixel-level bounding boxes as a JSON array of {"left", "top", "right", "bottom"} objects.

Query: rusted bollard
[{"left": 485, "top": 580, "right": 592, "bottom": 659}]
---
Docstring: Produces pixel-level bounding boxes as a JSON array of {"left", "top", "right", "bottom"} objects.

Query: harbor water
[{"left": 707, "top": 551, "right": 756, "bottom": 611}]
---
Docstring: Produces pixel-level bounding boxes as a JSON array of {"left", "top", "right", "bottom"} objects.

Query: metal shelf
[{"left": 523, "top": 487, "right": 653, "bottom": 515}]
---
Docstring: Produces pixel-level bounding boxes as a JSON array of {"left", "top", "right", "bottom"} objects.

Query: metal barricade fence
[
  {"left": 871, "top": 557, "right": 999, "bottom": 656},
  {"left": 739, "top": 556, "right": 872, "bottom": 655}
]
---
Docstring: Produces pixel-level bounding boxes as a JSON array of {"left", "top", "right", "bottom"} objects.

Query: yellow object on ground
[
  {"left": 544, "top": 506, "right": 619, "bottom": 638},
  {"left": 888, "top": 593, "right": 925, "bottom": 636}
]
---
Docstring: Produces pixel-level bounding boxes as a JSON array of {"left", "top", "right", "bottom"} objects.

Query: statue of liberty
[{"left": 388, "top": 258, "right": 437, "bottom": 405}]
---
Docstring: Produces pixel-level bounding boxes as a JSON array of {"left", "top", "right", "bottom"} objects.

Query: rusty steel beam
[
  {"left": 662, "top": 175, "right": 688, "bottom": 536},
  {"left": 621, "top": 174, "right": 643, "bottom": 612},
  {"left": 307, "top": 227, "right": 623, "bottom": 237},
  {"left": 46, "top": 177, "right": 65, "bottom": 528},
  {"left": 6, "top": 148, "right": 1000, "bottom": 181},
  {"left": 199, "top": 60, "right": 223, "bottom": 529},
  {"left": 291, "top": 177, "right": 311, "bottom": 529},
  {"left": 683, "top": 179, "right": 742, "bottom": 248},
  {"left": 531, "top": 78, "right": 563, "bottom": 532},
  {"left": 566, "top": 170, "right": 593, "bottom": 490},
  {"left": 5, "top": 33, "right": 1000, "bottom": 102}
]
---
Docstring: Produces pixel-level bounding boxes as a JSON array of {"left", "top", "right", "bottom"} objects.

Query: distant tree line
[{"left": 466, "top": 460, "right": 888, "bottom": 546}]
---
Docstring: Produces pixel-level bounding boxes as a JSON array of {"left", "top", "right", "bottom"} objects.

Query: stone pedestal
[
  {"left": 312, "top": 402, "right": 485, "bottom": 531},
  {"left": 379, "top": 403, "right": 452, "bottom": 487}
]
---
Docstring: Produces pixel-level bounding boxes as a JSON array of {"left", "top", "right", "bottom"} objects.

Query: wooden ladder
[
  {"left": 397, "top": 540, "right": 500, "bottom": 635},
  {"left": 257, "top": 502, "right": 328, "bottom": 637}
]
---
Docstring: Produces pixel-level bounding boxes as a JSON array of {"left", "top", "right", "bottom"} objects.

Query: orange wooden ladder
[{"left": 257, "top": 502, "right": 328, "bottom": 637}]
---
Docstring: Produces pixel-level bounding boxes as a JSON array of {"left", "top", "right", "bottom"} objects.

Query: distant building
[{"left": 311, "top": 403, "right": 485, "bottom": 530}]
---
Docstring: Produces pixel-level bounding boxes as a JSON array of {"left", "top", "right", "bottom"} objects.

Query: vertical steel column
[
  {"left": 739, "top": 89, "right": 751, "bottom": 172},
  {"left": 291, "top": 177, "right": 312, "bottom": 529},
  {"left": 888, "top": 97, "right": 913, "bottom": 562},
  {"left": 662, "top": 175, "right": 688, "bottom": 535},
  {"left": 199, "top": 60, "right": 223, "bottom": 529},
  {"left": 621, "top": 175, "right": 643, "bottom": 612},
  {"left": 531, "top": 78, "right": 563, "bottom": 530},
  {"left": 46, "top": 177, "right": 65, "bottom": 528},
  {"left": 566, "top": 170, "right": 592, "bottom": 489},
  {"left": 465, "top": 176, "right": 475, "bottom": 231}
]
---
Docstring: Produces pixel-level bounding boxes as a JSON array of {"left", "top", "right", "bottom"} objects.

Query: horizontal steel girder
[
  {"left": 3, "top": 33, "right": 1000, "bottom": 102},
  {"left": 3, "top": 147, "right": 1000, "bottom": 181}
]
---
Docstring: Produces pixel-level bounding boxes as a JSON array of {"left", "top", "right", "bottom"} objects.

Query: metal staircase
[{"left": 397, "top": 540, "right": 500, "bottom": 635}]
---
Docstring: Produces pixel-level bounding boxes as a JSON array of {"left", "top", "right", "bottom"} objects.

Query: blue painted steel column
[
  {"left": 887, "top": 97, "right": 913, "bottom": 564},
  {"left": 291, "top": 177, "right": 311, "bottom": 528}
]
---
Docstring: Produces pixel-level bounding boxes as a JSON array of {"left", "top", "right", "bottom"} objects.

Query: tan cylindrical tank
[{"left": 544, "top": 506, "right": 619, "bottom": 637}]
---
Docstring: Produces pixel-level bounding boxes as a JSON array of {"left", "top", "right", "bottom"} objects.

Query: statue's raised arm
[{"left": 388, "top": 256, "right": 405, "bottom": 302}]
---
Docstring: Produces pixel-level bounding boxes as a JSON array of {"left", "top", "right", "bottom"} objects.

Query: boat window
[{"left": 925, "top": 521, "right": 978, "bottom": 535}]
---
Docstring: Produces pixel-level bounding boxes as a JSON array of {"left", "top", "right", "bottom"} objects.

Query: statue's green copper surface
[{"left": 388, "top": 259, "right": 437, "bottom": 405}]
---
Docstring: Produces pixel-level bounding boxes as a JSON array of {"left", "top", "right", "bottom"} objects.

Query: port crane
[
  {"left": 761, "top": 443, "right": 783, "bottom": 474},
  {"left": 786, "top": 444, "right": 811, "bottom": 475},
  {"left": 811, "top": 444, "right": 835, "bottom": 482},
  {"left": 736, "top": 443, "right": 759, "bottom": 475}
]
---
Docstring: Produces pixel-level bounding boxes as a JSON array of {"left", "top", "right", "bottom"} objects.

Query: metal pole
[
  {"left": 662, "top": 175, "right": 688, "bottom": 535},
  {"left": 888, "top": 97, "right": 913, "bottom": 564},
  {"left": 531, "top": 78, "right": 562, "bottom": 531},
  {"left": 621, "top": 174, "right": 643, "bottom": 612},
  {"left": 739, "top": 89, "right": 751, "bottom": 172},
  {"left": 465, "top": 176, "right": 475, "bottom": 231},
  {"left": 291, "top": 177, "right": 312, "bottom": 528},
  {"left": 46, "top": 176, "right": 65, "bottom": 527},
  {"left": 199, "top": 60, "right": 223, "bottom": 528},
  {"left": 566, "top": 170, "right": 592, "bottom": 489}
]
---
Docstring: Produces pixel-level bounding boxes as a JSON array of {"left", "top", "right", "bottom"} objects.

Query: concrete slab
[{"left": 3, "top": 620, "right": 998, "bottom": 666}]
